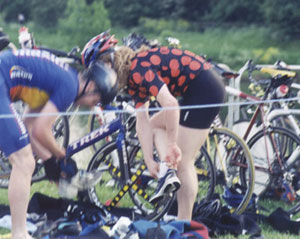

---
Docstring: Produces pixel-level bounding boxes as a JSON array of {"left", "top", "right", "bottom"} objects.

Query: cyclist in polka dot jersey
[
  {"left": 128, "top": 47, "right": 213, "bottom": 109},
  {"left": 82, "top": 32, "right": 226, "bottom": 220}
]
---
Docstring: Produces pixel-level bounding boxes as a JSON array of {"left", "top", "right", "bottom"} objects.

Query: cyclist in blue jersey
[{"left": 0, "top": 48, "right": 117, "bottom": 239}]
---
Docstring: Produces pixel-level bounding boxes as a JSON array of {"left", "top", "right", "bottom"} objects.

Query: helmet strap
[{"left": 74, "top": 70, "right": 91, "bottom": 102}]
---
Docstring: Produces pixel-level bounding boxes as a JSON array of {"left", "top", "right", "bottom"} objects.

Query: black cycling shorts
[{"left": 179, "top": 69, "right": 226, "bottom": 129}]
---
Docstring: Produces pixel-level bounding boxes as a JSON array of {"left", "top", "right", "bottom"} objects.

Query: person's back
[
  {"left": 128, "top": 47, "right": 213, "bottom": 107},
  {"left": 0, "top": 49, "right": 78, "bottom": 112}
]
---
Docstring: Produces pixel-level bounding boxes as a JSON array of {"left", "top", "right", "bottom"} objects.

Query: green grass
[
  {"left": 0, "top": 181, "right": 58, "bottom": 236},
  {"left": 0, "top": 181, "right": 59, "bottom": 205},
  {"left": 1, "top": 180, "right": 300, "bottom": 238}
]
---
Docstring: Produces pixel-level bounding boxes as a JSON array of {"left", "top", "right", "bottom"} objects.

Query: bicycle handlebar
[
  {"left": 38, "top": 46, "right": 82, "bottom": 64},
  {"left": 274, "top": 60, "right": 300, "bottom": 71}
]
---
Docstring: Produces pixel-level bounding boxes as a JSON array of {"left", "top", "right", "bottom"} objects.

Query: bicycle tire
[
  {"left": 195, "top": 147, "right": 216, "bottom": 202},
  {"left": 205, "top": 127, "right": 255, "bottom": 215},
  {"left": 247, "top": 126, "right": 300, "bottom": 214},
  {"left": 81, "top": 140, "right": 175, "bottom": 221}
]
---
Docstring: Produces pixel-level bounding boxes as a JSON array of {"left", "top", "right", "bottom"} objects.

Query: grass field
[{"left": 1, "top": 180, "right": 300, "bottom": 238}]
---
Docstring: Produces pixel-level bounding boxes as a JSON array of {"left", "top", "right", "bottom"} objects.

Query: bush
[
  {"left": 58, "top": 0, "right": 111, "bottom": 47},
  {"left": 0, "top": 0, "right": 31, "bottom": 23},
  {"left": 206, "top": 0, "right": 264, "bottom": 23},
  {"left": 30, "top": 0, "right": 67, "bottom": 28},
  {"left": 263, "top": 0, "right": 300, "bottom": 39},
  {"left": 253, "top": 47, "right": 280, "bottom": 63},
  {"left": 137, "top": 17, "right": 191, "bottom": 35}
]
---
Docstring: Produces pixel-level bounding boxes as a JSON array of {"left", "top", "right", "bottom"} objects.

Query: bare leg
[
  {"left": 152, "top": 128, "right": 168, "bottom": 160},
  {"left": 8, "top": 145, "right": 35, "bottom": 239},
  {"left": 23, "top": 107, "right": 52, "bottom": 160},
  {"left": 151, "top": 110, "right": 168, "bottom": 161},
  {"left": 176, "top": 126, "right": 209, "bottom": 220},
  {"left": 151, "top": 111, "right": 210, "bottom": 219}
]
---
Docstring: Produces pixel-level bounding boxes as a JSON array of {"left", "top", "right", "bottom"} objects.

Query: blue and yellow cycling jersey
[
  {"left": 0, "top": 49, "right": 79, "bottom": 156},
  {"left": 0, "top": 49, "right": 79, "bottom": 111}
]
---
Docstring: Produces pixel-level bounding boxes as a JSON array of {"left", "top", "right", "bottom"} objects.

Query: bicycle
[
  {"left": 226, "top": 61, "right": 300, "bottom": 214},
  {"left": 263, "top": 60, "right": 300, "bottom": 135},
  {"left": 88, "top": 95, "right": 218, "bottom": 207},
  {"left": 61, "top": 102, "right": 178, "bottom": 221},
  {"left": 199, "top": 123, "right": 255, "bottom": 215}
]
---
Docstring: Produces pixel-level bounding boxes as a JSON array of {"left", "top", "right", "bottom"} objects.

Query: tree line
[{"left": 1, "top": 0, "right": 299, "bottom": 40}]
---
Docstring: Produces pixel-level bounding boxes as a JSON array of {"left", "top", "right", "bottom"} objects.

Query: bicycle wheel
[
  {"left": 81, "top": 140, "right": 175, "bottom": 221},
  {"left": 247, "top": 126, "right": 300, "bottom": 215},
  {"left": 195, "top": 147, "right": 216, "bottom": 202},
  {"left": 205, "top": 127, "right": 255, "bottom": 215}
]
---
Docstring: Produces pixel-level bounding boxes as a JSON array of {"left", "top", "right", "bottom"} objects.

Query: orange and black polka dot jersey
[{"left": 127, "top": 47, "right": 212, "bottom": 108}]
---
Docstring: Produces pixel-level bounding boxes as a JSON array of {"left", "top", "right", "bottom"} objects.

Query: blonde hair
[{"left": 99, "top": 44, "right": 151, "bottom": 89}]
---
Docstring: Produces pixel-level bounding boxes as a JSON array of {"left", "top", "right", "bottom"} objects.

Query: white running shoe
[{"left": 149, "top": 169, "right": 181, "bottom": 204}]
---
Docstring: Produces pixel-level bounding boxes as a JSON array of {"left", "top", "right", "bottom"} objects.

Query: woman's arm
[
  {"left": 136, "top": 102, "right": 160, "bottom": 177},
  {"left": 155, "top": 85, "right": 181, "bottom": 168}
]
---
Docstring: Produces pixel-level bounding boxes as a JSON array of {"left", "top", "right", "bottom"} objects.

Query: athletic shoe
[{"left": 149, "top": 169, "right": 181, "bottom": 204}]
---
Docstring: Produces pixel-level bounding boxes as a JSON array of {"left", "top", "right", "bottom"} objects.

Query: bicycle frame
[
  {"left": 266, "top": 104, "right": 300, "bottom": 136},
  {"left": 226, "top": 82, "right": 300, "bottom": 177},
  {"left": 227, "top": 59, "right": 300, "bottom": 128},
  {"left": 225, "top": 85, "right": 263, "bottom": 139},
  {"left": 65, "top": 109, "right": 152, "bottom": 210},
  {"left": 66, "top": 118, "right": 123, "bottom": 158},
  {"left": 66, "top": 114, "right": 135, "bottom": 182},
  {"left": 225, "top": 85, "right": 276, "bottom": 170}
]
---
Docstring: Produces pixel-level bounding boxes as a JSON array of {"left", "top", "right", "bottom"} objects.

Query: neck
[
  {"left": 75, "top": 72, "right": 88, "bottom": 103},
  {"left": 77, "top": 72, "right": 87, "bottom": 96}
]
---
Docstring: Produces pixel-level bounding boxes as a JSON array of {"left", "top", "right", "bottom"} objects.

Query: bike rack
[{"left": 227, "top": 60, "right": 300, "bottom": 130}]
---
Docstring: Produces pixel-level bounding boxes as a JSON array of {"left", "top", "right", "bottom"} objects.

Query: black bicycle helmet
[{"left": 85, "top": 61, "right": 118, "bottom": 105}]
